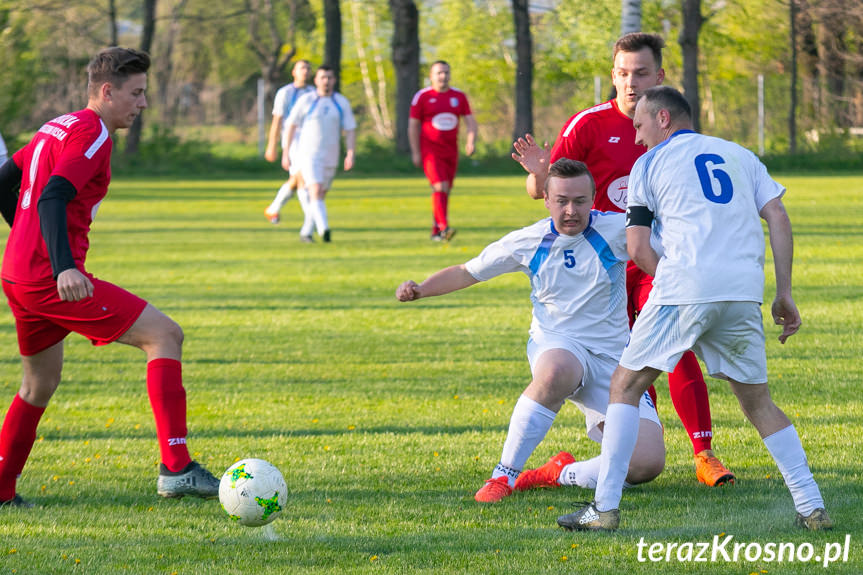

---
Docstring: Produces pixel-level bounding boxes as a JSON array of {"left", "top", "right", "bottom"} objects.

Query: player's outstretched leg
[
  {"left": 668, "top": 351, "right": 735, "bottom": 486},
  {"left": 729, "top": 380, "right": 831, "bottom": 530},
  {"left": 265, "top": 181, "right": 296, "bottom": 224},
  {"left": 514, "top": 451, "right": 575, "bottom": 491},
  {"left": 117, "top": 304, "right": 219, "bottom": 499}
]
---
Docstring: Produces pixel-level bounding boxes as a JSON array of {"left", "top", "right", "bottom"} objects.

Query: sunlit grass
[{"left": 0, "top": 173, "right": 859, "bottom": 574}]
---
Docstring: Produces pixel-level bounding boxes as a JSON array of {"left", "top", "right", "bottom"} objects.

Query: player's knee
[
  {"left": 163, "top": 318, "right": 184, "bottom": 349},
  {"left": 626, "top": 450, "right": 665, "bottom": 485},
  {"left": 19, "top": 375, "right": 60, "bottom": 407}
]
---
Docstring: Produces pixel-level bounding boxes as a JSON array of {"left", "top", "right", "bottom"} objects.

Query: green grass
[{"left": 0, "top": 172, "right": 860, "bottom": 574}]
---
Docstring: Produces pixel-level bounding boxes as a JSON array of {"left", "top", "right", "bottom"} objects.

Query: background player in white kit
[
  {"left": 264, "top": 59, "right": 313, "bottom": 227},
  {"left": 560, "top": 86, "right": 832, "bottom": 532},
  {"left": 283, "top": 65, "right": 356, "bottom": 243},
  {"left": 396, "top": 159, "right": 664, "bottom": 503}
]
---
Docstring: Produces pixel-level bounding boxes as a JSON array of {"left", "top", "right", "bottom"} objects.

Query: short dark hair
[
  {"left": 293, "top": 59, "right": 311, "bottom": 70},
  {"left": 613, "top": 32, "right": 665, "bottom": 69},
  {"left": 87, "top": 47, "right": 150, "bottom": 96},
  {"left": 544, "top": 159, "right": 596, "bottom": 195},
  {"left": 640, "top": 86, "right": 692, "bottom": 123},
  {"left": 430, "top": 60, "right": 450, "bottom": 70}
]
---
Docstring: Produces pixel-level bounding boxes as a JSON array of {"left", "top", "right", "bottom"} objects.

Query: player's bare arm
[
  {"left": 282, "top": 123, "right": 298, "bottom": 172},
  {"left": 464, "top": 114, "right": 478, "bottom": 156},
  {"left": 343, "top": 130, "right": 356, "bottom": 171},
  {"left": 760, "top": 196, "right": 801, "bottom": 343},
  {"left": 408, "top": 118, "right": 422, "bottom": 167},
  {"left": 625, "top": 224, "right": 658, "bottom": 277},
  {"left": 395, "top": 265, "right": 479, "bottom": 302},
  {"left": 264, "top": 115, "right": 282, "bottom": 163}
]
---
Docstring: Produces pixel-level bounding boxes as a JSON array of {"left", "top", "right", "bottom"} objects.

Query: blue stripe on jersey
[
  {"left": 582, "top": 218, "right": 626, "bottom": 312},
  {"left": 528, "top": 222, "right": 559, "bottom": 276},
  {"left": 640, "top": 129, "right": 696, "bottom": 174}
]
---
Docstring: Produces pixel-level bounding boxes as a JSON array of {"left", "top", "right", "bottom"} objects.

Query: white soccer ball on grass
[{"left": 219, "top": 458, "right": 287, "bottom": 527}]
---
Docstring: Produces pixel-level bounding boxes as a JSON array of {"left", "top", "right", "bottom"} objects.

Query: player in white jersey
[
  {"left": 284, "top": 65, "right": 356, "bottom": 243},
  {"left": 264, "top": 60, "right": 313, "bottom": 227},
  {"left": 560, "top": 86, "right": 832, "bottom": 532},
  {"left": 396, "top": 159, "right": 665, "bottom": 503}
]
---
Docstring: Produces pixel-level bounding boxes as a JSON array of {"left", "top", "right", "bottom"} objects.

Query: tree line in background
[{"left": 1, "top": 0, "right": 861, "bottom": 159}]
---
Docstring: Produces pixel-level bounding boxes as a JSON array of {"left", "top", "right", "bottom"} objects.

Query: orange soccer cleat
[
  {"left": 474, "top": 476, "right": 513, "bottom": 503},
  {"left": 694, "top": 450, "right": 736, "bottom": 487},
  {"left": 514, "top": 451, "right": 575, "bottom": 491}
]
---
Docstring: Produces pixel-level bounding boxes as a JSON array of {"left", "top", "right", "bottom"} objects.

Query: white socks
[
  {"left": 763, "top": 425, "right": 824, "bottom": 516},
  {"left": 268, "top": 182, "right": 294, "bottom": 213},
  {"left": 559, "top": 456, "right": 601, "bottom": 489},
  {"left": 495, "top": 395, "right": 557, "bottom": 486},
  {"left": 312, "top": 199, "right": 329, "bottom": 235},
  {"left": 297, "top": 188, "right": 314, "bottom": 237},
  {"left": 595, "top": 402, "right": 640, "bottom": 512}
]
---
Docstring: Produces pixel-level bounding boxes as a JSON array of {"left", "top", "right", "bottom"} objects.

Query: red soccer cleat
[
  {"left": 474, "top": 476, "right": 513, "bottom": 503},
  {"left": 514, "top": 451, "right": 575, "bottom": 491},
  {"left": 694, "top": 451, "right": 736, "bottom": 487}
]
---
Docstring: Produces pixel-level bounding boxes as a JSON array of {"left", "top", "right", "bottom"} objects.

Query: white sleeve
[
  {"left": 627, "top": 155, "right": 654, "bottom": 212},
  {"left": 0, "top": 132, "right": 7, "bottom": 165},
  {"left": 286, "top": 94, "right": 307, "bottom": 127},
  {"left": 750, "top": 152, "right": 785, "bottom": 211},
  {"left": 272, "top": 87, "right": 287, "bottom": 116},
  {"left": 339, "top": 95, "right": 357, "bottom": 131},
  {"left": 464, "top": 231, "right": 526, "bottom": 282}
]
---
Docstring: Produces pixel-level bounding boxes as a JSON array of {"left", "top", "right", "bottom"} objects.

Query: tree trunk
[
  {"left": 789, "top": 0, "right": 798, "bottom": 153},
  {"left": 679, "top": 0, "right": 702, "bottom": 133},
  {"left": 389, "top": 0, "right": 419, "bottom": 154},
  {"left": 125, "top": 0, "right": 157, "bottom": 157},
  {"left": 324, "top": 0, "right": 342, "bottom": 93},
  {"left": 107, "top": 0, "right": 118, "bottom": 46},
  {"left": 621, "top": 0, "right": 642, "bottom": 35},
  {"left": 511, "top": 0, "right": 532, "bottom": 141}
]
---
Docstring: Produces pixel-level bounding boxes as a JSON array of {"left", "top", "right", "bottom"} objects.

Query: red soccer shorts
[
  {"left": 3, "top": 274, "right": 148, "bottom": 356},
  {"left": 626, "top": 261, "right": 655, "bottom": 328},
  {"left": 422, "top": 151, "right": 458, "bottom": 188}
]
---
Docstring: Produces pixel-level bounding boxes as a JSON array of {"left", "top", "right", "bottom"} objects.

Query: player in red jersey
[
  {"left": 515, "top": 33, "right": 735, "bottom": 487},
  {"left": 409, "top": 60, "right": 478, "bottom": 241},
  {"left": 0, "top": 47, "right": 219, "bottom": 508}
]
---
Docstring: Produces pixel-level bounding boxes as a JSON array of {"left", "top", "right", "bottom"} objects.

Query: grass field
[{"left": 0, "top": 172, "right": 860, "bottom": 574}]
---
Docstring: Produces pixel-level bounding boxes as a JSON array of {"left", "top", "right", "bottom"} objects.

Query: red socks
[
  {"left": 0, "top": 395, "right": 46, "bottom": 501},
  {"left": 432, "top": 191, "right": 449, "bottom": 231},
  {"left": 668, "top": 351, "right": 713, "bottom": 454},
  {"left": 147, "top": 358, "right": 191, "bottom": 472}
]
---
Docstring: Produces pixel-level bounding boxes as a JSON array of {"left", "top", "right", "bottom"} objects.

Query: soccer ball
[{"left": 219, "top": 458, "right": 287, "bottom": 527}]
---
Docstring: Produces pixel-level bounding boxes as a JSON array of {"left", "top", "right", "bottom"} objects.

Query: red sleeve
[
  {"left": 460, "top": 92, "right": 472, "bottom": 116},
  {"left": 52, "top": 124, "right": 112, "bottom": 193},
  {"left": 409, "top": 91, "right": 423, "bottom": 119},
  {"left": 550, "top": 115, "right": 589, "bottom": 163}
]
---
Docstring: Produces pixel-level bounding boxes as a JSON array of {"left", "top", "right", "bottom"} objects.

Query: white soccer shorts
[
  {"left": 527, "top": 330, "right": 661, "bottom": 443},
  {"left": 297, "top": 159, "right": 336, "bottom": 189},
  {"left": 621, "top": 300, "right": 768, "bottom": 384}
]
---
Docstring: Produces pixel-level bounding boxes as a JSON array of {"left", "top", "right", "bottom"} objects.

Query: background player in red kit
[
  {"left": 409, "top": 60, "right": 478, "bottom": 241},
  {"left": 515, "top": 33, "right": 735, "bottom": 487},
  {"left": 0, "top": 47, "right": 219, "bottom": 507}
]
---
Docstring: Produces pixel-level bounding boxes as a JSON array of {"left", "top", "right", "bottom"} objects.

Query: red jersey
[
  {"left": 3, "top": 109, "right": 112, "bottom": 284},
  {"left": 410, "top": 87, "right": 472, "bottom": 158},
  {"left": 550, "top": 99, "right": 645, "bottom": 213}
]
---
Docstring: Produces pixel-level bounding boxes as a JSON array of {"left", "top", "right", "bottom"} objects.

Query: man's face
[
  {"left": 293, "top": 61, "right": 311, "bottom": 86},
  {"left": 315, "top": 69, "right": 335, "bottom": 95},
  {"left": 633, "top": 98, "right": 665, "bottom": 150},
  {"left": 429, "top": 63, "right": 451, "bottom": 92},
  {"left": 544, "top": 174, "right": 595, "bottom": 236},
  {"left": 612, "top": 47, "right": 664, "bottom": 118},
  {"left": 106, "top": 72, "right": 148, "bottom": 131}
]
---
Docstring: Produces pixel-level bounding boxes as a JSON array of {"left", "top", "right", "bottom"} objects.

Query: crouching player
[
  {"left": 0, "top": 47, "right": 219, "bottom": 507},
  {"left": 395, "top": 159, "right": 664, "bottom": 502}
]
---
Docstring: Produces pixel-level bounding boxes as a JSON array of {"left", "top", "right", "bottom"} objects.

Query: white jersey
[
  {"left": 272, "top": 83, "right": 314, "bottom": 148},
  {"left": 465, "top": 212, "right": 629, "bottom": 358},
  {"left": 287, "top": 91, "right": 356, "bottom": 168},
  {"left": 0, "top": 130, "right": 7, "bottom": 165},
  {"left": 628, "top": 130, "right": 785, "bottom": 305}
]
